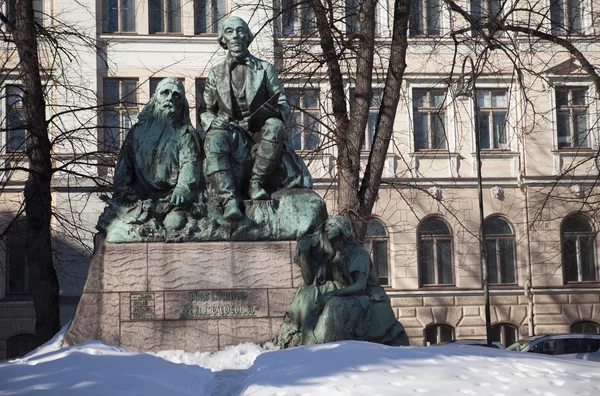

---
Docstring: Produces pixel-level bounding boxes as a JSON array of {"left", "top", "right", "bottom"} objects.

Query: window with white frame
[
  {"left": 476, "top": 89, "right": 508, "bottom": 150},
  {"left": 103, "top": 0, "right": 136, "bottom": 33},
  {"left": 103, "top": 79, "right": 138, "bottom": 152},
  {"left": 555, "top": 87, "right": 590, "bottom": 149},
  {"left": 409, "top": 0, "right": 442, "bottom": 36},
  {"left": 418, "top": 217, "right": 453, "bottom": 286},
  {"left": 363, "top": 219, "right": 389, "bottom": 286},
  {"left": 281, "top": 0, "right": 317, "bottom": 36},
  {"left": 345, "top": 0, "right": 380, "bottom": 36},
  {"left": 149, "top": 0, "right": 182, "bottom": 34},
  {"left": 425, "top": 324, "right": 454, "bottom": 345},
  {"left": 470, "top": 0, "right": 503, "bottom": 36},
  {"left": 484, "top": 217, "right": 516, "bottom": 284},
  {"left": 194, "top": 0, "right": 226, "bottom": 34},
  {"left": 350, "top": 88, "right": 382, "bottom": 151},
  {"left": 562, "top": 214, "right": 597, "bottom": 283},
  {"left": 345, "top": 0, "right": 360, "bottom": 35},
  {"left": 7, "top": 0, "right": 43, "bottom": 25},
  {"left": 287, "top": 88, "right": 320, "bottom": 151},
  {"left": 413, "top": 88, "right": 446, "bottom": 151},
  {"left": 550, "top": 0, "right": 584, "bottom": 35},
  {"left": 5, "top": 85, "right": 26, "bottom": 152}
]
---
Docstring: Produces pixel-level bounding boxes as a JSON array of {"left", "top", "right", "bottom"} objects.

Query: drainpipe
[{"left": 516, "top": 67, "right": 535, "bottom": 337}]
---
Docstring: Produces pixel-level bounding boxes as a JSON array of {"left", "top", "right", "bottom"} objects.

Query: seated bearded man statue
[
  {"left": 201, "top": 16, "right": 312, "bottom": 222},
  {"left": 110, "top": 77, "right": 202, "bottom": 231}
]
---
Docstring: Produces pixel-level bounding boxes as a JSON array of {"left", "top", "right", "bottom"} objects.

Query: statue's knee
[
  {"left": 204, "top": 129, "right": 232, "bottom": 154},
  {"left": 262, "top": 118, "right": 285, "bottom": 143}
]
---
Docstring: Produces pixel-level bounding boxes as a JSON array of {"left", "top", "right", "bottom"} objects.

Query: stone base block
[{"left": 63, "top": 235, "right": 298, "bottom": 352}]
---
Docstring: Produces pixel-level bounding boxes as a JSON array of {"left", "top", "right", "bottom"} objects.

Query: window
[
  {"left": 470, "top": 0, "right": 502, "bottom": 36},
  {"left": 364, "top": 219, "right": 389, "bottom": 286},
  {"left": 7, "top": 0, "right": 43, "bottom": 25},
  {"left": 281, "top": 0, "right": 316, "bottom": 36},
  {"left": 345, "top": 0, "right": 360, "bottom": 35},
  {"left": 195, "top": 78, "right": 207, "bottom": 123},
  {"left": 5, "top": 85, "right": 26, "bottom": 152},
  {"left": 413, "top": 89, "right": 446, "bottom": 151},
  {"left": 491, "top": 323, "right": 518, "bottom": 347},
  {"left": 350, "top": 89, "right": 382, "bottom": 150},
  {"left": 571, "top": 321, "right": 600, "bottom": 334},
  {"left": 287, "top": 89, "right": 320, "bottom": 151},
  {"left": 194, "top": 0, "right": 226, "bottom": 34},
  {"left": 425, "top": 324, "right": 454, "bottom": 345},
  {"left": 476, "top": 89, "right": 508, "bottom": 150},
  {"left": 7, "top": 334, "right": 37, "bottom": 359},
  {"left": 409, "top": 0, "right": 442, "bottom": 36},
  {"left": 484, "top": 217, "right": 516, "bottom": 284},
  {"left": 418, "top": 217, "right": 453, "bottom": 286},
  {"left": 530, "top": 339, "right": 559, "bottom": 354},
  {"left": 103, "top": 0, "right": 136, "bottom": 33},
  {"left": 6, "top": 219, "right": 29, "bottom": 294},
  {"left": 345, "top": 0, "right": 381, "bottom": 36},
  {"left": 555, "top": 87, "right": 589, "bottom": 149},
  {"left": 149, "top": 0, "right": 182, "bottom": 34},
  {"left": 551, "top": 0, "right": 583, "bottom": 35},
  {"left": 103, "top": 79, "right": 138, "bottom": 152},
  {"left": 561, "top": 214, "right": 597, "bottom": 282}
]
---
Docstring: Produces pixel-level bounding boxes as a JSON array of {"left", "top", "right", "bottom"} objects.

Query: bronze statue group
[{"left": 101, "top": 16, "right": 408, "bottom": 348}]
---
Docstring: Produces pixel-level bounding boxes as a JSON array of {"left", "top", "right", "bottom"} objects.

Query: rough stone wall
[
  {"left": 63, "top": 237, "right": 301, "bottom": 352},
  {"left": 392, "top": 292, "right": 600, "bottom": 346}
]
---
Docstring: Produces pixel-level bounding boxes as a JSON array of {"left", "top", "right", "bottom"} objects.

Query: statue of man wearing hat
[{"left": 200, "top": 16, "right": 312, "bottom": 222}]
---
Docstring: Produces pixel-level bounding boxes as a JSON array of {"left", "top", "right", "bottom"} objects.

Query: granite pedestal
[{"left": 63, "top": 235, "right": 300, "bottom": 352}]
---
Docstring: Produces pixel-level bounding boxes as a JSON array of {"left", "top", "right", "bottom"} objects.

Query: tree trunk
[
  {"left": 358, "top": 0, "right": 411, "bottom": 232},
  {"left": 9, "top": 0, "right": 61, "bottom": 345}
]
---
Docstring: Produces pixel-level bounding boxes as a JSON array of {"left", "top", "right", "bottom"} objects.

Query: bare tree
[{"left": 0, "top": 0, "right": 106, "bottom": 345}]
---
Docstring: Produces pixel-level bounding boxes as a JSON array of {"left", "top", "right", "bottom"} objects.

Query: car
[
  {"left": 506, "top": 333, "right": 600, "bottom": 362},
  {"left": 432, "top": 339, "right": 505, "bottom": 349}
]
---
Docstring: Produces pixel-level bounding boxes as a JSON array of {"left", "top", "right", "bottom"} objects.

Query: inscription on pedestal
[
  {"left": 167, "top": 289, "right": 267, "bottom": 320},
  {"left": 130, "top": 292, "right": 156, "bottom": 320}
]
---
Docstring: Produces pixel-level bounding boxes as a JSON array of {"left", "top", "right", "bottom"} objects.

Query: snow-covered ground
[{"left": 1, "top": 326, "right": 599, "bottom": 395}]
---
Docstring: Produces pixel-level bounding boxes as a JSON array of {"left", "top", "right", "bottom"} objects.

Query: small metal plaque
[
  {"left": 170, "top": 289, "right": 264, "bottom": 320},
  {"left": 130, "top": 292, "right": 156, "bottom": 320}
]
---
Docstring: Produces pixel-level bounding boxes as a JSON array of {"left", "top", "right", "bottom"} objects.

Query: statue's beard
[{"left": 153, "top": 103, "right": 179, "bottom": 125}]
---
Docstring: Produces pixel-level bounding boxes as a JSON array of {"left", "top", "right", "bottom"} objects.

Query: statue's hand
[
  {"left": 316, "top": 290, "right": 338, "bottom": 312},
  {"left": 211, "top": 115, "right": 230, "bottom": 131},
  {"left": 167, "top": 187, "right": 191, "bottom": 207}
]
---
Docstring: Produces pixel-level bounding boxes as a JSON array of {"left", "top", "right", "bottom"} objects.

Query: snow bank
[{"left": 1, "top": 331, "right": 599, "bottom": 396}]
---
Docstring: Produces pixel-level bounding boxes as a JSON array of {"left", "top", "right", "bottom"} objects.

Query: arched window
[
  {"left": 364, "top": 219, "right": 389, "bottom": 286},
  {"left": 484, "top": 217, "right": 516, "bottom": 284},
  {"left": 561, "top": 215, "right": 597, "bottom": 282},
  {"left": 571, "top": 321, "right": 600, "bottom": 334},
  {"left": 7, "top": 334, "right": 37, "bottom": 359},
  {"left": 491, "top": 323, "right": 518, "bottom": 347},
  {"left": 6, "top": 218, "right": 29, "bottom": 294},
  {"left": 425, "top": 324, "right": 454, "bottom": 345},
  {"left": 418, "top": 217, "right": 453, "bottom": 286}
]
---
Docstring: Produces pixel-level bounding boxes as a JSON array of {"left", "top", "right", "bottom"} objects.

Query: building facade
[{"left": 1, "top": 0, "right": 600, "bottom": 358}]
